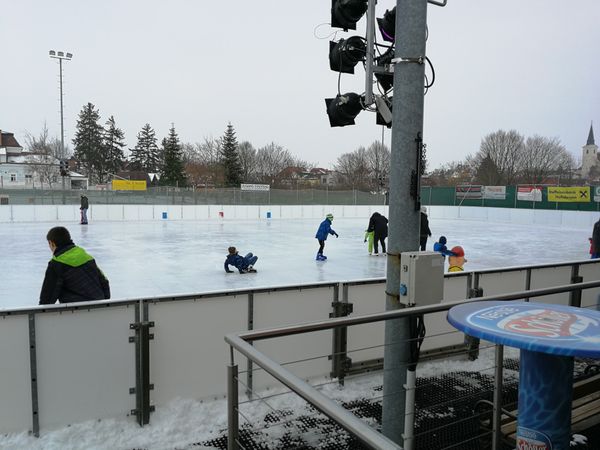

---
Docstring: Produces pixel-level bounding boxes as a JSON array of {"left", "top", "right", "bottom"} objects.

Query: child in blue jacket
[
  {"left": 433, "top": 236, "right": 454, "bottom": 258},
  {"left": 315, "top": 213, "right": 338, "bottom": 261},
  {"left": 225, "top": 247, "right": 258, "bottom": 273}
]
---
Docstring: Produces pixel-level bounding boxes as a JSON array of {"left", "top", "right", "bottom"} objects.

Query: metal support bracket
[{"left": 391, "top": 56, "right": 425, "bottom": 65}]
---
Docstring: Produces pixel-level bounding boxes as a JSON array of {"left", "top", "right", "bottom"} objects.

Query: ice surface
[{"left": 0, "top": 217, "right": 591, "bottom": 309}]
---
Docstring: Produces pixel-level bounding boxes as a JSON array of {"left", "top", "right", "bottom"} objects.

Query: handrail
[
  {"left": 232, "top": 280, "right": 600, "bottom": 342},
  {"left": 226, "top": 279, "right": 600, "bottom": 450}
]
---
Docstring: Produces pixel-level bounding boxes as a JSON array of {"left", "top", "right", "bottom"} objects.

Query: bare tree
[
  {"left": 366, "top": 141, "right": 390, "bottom": 192},
  {"left": 237, "top": 141, "right": 257, "bottom": 182},
  {"left": 334, "top": 147, "right": 371, "bottom": 190},
  {"left": 24, "top": 123, "right": 62, "bottom": 188},
  {"left": 254, "top": 142, "right": 295, "bottom": 185},
  {"left": 520, "top": 135, "right": 570, "bottom": 184},
  {"left": 472, "top": 130, "right": 525, "bottom": 185}
]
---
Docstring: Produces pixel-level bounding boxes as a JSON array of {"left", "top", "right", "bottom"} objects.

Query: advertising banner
[
  {"left": 547, "top": 186, "right": 590, "bottom": 203},
  {"left": 594, "top": 186, "right": 600, "bottom": 202},
  {"left": 482, "top": 186, "right": 506, "bottom": 200},
  {"left": 455, "top": 185, "right": 482, "bottom": 199},
  {"left": 241, "top": 184, "right": 270, "bottom": 191},
  {"left": 112, "top": 180, "right": 147, "bottom": 191},
  {"left": 517, "top": 186, "right": 542, "bottom": 202}
]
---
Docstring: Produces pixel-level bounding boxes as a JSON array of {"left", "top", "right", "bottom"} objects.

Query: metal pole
[
  {"left": 382, "top": 0, "right": 428, "bottom": 445},
  {"left": 364, "top": 0, "right": 376, "bottom": 105},
  {"left": 59, "top": 58, "right": 64, "bottom": 159},
  {"left": 492, "top": 344, "right": 504, "bottom": 450},
  {"left": 227, "top": 363, "right": 239, "bottom": 450}
]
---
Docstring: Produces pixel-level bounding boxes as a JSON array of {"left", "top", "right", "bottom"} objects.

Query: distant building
[
  {"left": 0, "top": 130, "right": 61, "bottom": 188},
  {"left": 277, "top": 167, "right": 335, "bottom": 187},
  {"left": 581, "top": 123, "right": 598, "bottom": 179}
]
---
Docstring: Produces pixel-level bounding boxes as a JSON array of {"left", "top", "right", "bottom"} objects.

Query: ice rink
[{"left": 0, "top": 216, "right": 592, "bottom": 309}]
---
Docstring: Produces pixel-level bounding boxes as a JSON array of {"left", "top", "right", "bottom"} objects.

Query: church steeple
[{"left": 587, "top": 122, "right": 595, "bottom": 146}]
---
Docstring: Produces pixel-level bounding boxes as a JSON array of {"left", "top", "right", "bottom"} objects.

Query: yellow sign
[
  {"left": 112, "top": 180, "right": 147, "bottom": 191},
  {"left": 547, "top": 186, "right": 590, "bottom": 203}
]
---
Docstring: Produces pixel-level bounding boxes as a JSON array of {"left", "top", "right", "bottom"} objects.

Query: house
[
  {"left": 277, "top": 167, "right": 335, "bottom": 187},
  {"left": 0, "top": 129, "right": 61, "bottom": 188}
]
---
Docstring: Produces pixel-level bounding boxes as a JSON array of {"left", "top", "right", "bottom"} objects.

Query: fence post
[
  {"left": 492, "top": 344, "right": 504, "bottom": 450},
  {"left": 227, "top": 362, "right": 240, "bottom": 450},
  {"left": 129, "top": 301, "right": 154, "bottom": 425},
  {"left": 569, "top": 264, "right": 583, "bottom": 308},
  {"left": 28, "top": 313, "right": 40, "bottom": 437},
  {"left": 330, "top": 283, "right": 352, "bottom": 384},
  {"left": 466, "top": 274, "right": 483, "bottom": 360},
  {"left": 246, "top": 292, "right": 254, "bottom": 398}
]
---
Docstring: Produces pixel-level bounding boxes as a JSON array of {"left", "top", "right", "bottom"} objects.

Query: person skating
[
  {"left": 315, "top": 213, "right": 338, "bottom": 261},
  {"left": 224, "top": 246, "right": 258, "bottom": 273},
  {"left": 420, "top": 206, "right": 432, "bottom": 251},
  {"left": 80, "top": 194, "right": 89, "bottom": 224},
  {"left": 366, "top": 212, "right": 388, "bottom": 255},
  {"left": 433, "top": 236, "right": 454, "bottom": 258},
  {"left": 591, "top": 218, "right": 600, "bottom": 259},
  {"left": 39, "top": 226, "right": 110, "bottom": 304}
]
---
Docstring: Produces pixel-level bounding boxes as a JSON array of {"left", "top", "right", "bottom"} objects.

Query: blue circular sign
[{"left": 447, "top": 301, "right": 600, "bottom": 357}]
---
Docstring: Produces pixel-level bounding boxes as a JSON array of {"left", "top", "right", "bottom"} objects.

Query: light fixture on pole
[{"left": 48, "top": 50, "right": 73, "bottom": 161}]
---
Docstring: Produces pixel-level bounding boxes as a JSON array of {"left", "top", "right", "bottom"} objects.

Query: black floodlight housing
[
  {"left": 375, "top": 96, "right": 393, "bottom": 128},
  {"left": 377, "top": 7, "right": 396, "bottom": 42},
  {"left": 329, "top": 37, "right": 366, "bottom": 74},
  {"left": 325, "top": 93, "right": 364, "bottom": 127},
  {"left": 374, "top": 47, "right": 395, "bottom": 92},
  {"left": 331, "top": 0, "right": 368, "bottom": 31}
]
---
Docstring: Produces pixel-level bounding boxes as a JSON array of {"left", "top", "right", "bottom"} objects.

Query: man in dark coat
[
  {"left": 80, "top": 194, "right": 89, "bottom": 224},
  {"left": 39, "top": 226, "right": 110, "bottom": 304},
  {"left": 367, "top": 212, "right": 388, "bottom": 255},
  {"left": 592, "top": 218, "right": 600, "bottom": 259},
  {"left": 420, "top": 206, "right": 432, "bottom": 251}
]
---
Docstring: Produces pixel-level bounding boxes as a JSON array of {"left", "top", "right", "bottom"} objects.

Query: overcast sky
[{"left": 1, "top": 0, "right": 599, "bottom": 170}]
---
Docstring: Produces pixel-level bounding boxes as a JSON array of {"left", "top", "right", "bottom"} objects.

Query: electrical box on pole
[{"left": 399, "top": 252, "right": 444, "bottom": 306}]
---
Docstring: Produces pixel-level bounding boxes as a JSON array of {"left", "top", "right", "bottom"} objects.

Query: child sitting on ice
[{"left": 224, "top": 246, "right": 258, "bottom": 273}]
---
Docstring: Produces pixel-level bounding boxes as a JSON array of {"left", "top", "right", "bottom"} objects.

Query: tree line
[{"left": 427, "top": 130, "right": 577, "bottom": 186}]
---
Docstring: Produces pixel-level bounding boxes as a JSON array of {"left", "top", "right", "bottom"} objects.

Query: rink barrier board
[
  {"left": 1, "top": 260, "right": 600, "bottom": 435},
  {"left": 0, "top": 204, "right": 598, "bottom": 230}
]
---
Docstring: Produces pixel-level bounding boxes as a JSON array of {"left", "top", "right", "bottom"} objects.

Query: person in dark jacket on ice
[
  {"left": 591, "top": 218, "right": 600, "bottom": 259},
  {"left": 39, "top": 226, "right": 110, "bottom": 304},
  {"left": 315, "top": 213, "right": 338, "bottom": 261},
  {"left": 366, "top": 212, "right": 388, "bottom": 255},
  {"left": 420, "top": 206, "right": 432, "bottom": 251},
  {"left": 224, "top": 246, "right": 258, "bottom": 273}
]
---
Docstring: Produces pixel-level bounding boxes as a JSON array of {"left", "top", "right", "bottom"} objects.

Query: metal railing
[{"left": 225, "top": 280, "right": 600, "bottom": 450}]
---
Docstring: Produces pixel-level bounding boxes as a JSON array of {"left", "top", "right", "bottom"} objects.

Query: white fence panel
[
  {"left": 35, "top": 305, "right": 136, "bottom": 430},
  {"left": 35, "top": 205, "right": 57, "bottom": 222},
  {"left": 529, "top": 266, "right": 572, "bottom": 305},
  {"left": 0, "top": 205, "right": 11, "bottom": 221},
  {"left": 477, "top": 270, "right": 528, "bottom": 296},
  {"left": 0, "top": 315, "right": 32, "bottom": 432},
  {"left": 12, "top": 205, "right": 36, "bottom": 222},
  {"left": 149, "top": 295, "right": 248, "bottom": 404},
  {"left": 252, "top": 287, "right": 334, "bottom": 389},
  {"left": 580, "top": 263, "right": 600, "bottom": 310}
]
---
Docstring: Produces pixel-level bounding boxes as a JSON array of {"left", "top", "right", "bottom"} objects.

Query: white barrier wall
[
  {"left": 1, "top": 260, "right": 599, "bottom": 435},
  {"left": 0, "top": 204, "right": 597, "bottom": 229}
]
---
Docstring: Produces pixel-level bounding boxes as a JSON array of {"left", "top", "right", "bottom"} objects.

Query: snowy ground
[{"left": 0, "top": 217, "right": 592, "bottom": 309}]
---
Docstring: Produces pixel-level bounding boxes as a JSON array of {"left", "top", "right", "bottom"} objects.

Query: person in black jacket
[
  {"left": 39, "top": 226, "right": 110, "bottom": 304},
  {"left": 367, "top": 212, "right": 388, "bottom": 255},
  {"left": 592, "top": 218, "right": 600, "bottom": 259},
  {"left": 80, "top": 194, "right": 89, "bottom": 224},
  {"left": 420, "top": 206, "right": 432, "bottom": 251}
]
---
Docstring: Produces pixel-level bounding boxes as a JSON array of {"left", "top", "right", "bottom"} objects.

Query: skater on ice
[
  {"left": 224, "top": 246, "right": 258, "bottom": 273},
  {"left": 420, "top": 206, "right": 432, "bottom": 250},
  {"left": 315, "top": 213, "right": 338, "bottom": 261},
  {"left": 591, "top": 217, "right": 600, "bottom": 259},
  {"left": 365, "top": 212, "right": 388, "bottom": 255},
  {"left": 433, "top": 236, "right": 454, "bottom": 258},
  {"left": 80, "top": 194, "right": 89, "bottom": 225},
  {"left": 39, "top": 226, "right": 110, "bottom": 304}
]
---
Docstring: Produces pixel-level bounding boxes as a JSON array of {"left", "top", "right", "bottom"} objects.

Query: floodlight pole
[
  {"left": 364, "top": 0, "right": 377, "bottom": 105},
  {"left": 381, "top": 0, "right": 428, "bottom": 446},
  {"left": 49, "top": 50, "right": 72, "bottom": 203}
]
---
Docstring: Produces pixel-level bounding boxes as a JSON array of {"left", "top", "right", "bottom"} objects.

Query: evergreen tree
[
  {"left": 220, "top": 122, "right": 242, "bottom": 187},
  {"left": 159, "top": 124, "right": 186, "bottom": 186},
  {"left": 103, "top": 116, "right": 126, "bottom": 177},
  {"left": 72, "top": 102, "right": 104, "bottom": 182},
  {"left": 129, "top": 123, "right": 160, "bottom": 172}
]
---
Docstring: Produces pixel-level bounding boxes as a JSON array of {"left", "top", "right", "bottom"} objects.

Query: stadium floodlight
[
  {"left": 325, "top": 93, "right": 364, "bottom": 127},
  {"left": 329, "top": 36, "right": 366, "bottom": 74},
  {"left": 331, "top": 0, "right": 368, "bottom": 31},
  {"left": 377, "top": 7, "right": 396, "bottom": 42},
  {"left": 49, "top": 50, "right": 56, "bottom": 56},
  {"left": 48, "top": 50, "right": 73, "bottom": 160}
]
